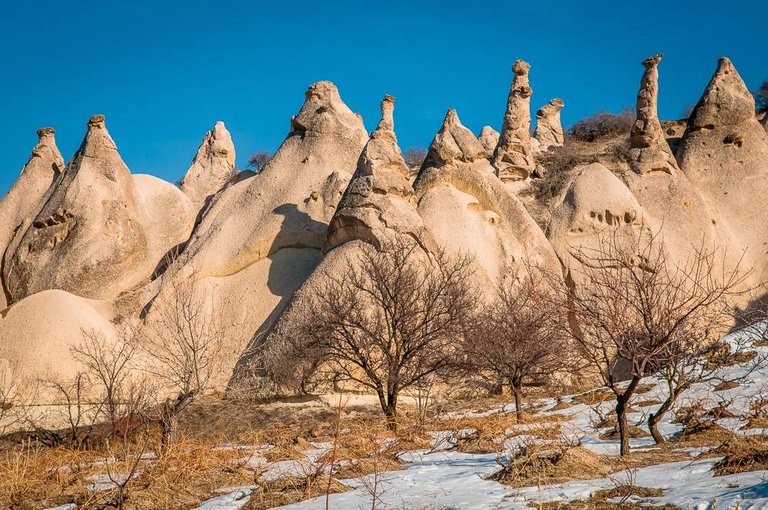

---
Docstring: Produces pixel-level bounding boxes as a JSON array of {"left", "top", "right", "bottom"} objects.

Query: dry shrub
[
  {"left": 494, "top": 436, "right": 613, "bottom": 487},
  {"left": 635, "top": 399, "right": 662, "bottom": 408},
  {"left": 712, "top": 436, "right": 768, "bottom": 476},
  {"left": 568, "top": 108, "right": 635, "bottom": 142},
  {"left": 753, "top": 339, "right": 768, "bottom": 348},
  {"left": 571, "top": 388, "right": 614, "bottom": 406},
  {"left": 703, "top": 343, "right": 758, "bottom": 370},
  {"left": 669, "top": 403, "right": 736, "bottom": 446},
  {"left": 248, "top": 476, "right": 348, "bottom": 510}
]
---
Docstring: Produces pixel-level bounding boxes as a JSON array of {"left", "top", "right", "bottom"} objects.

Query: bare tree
[
  {"left": 140, "top": 270, "right": 234, "bottom": 449},
  {"left": 300, "top": 240, "right": 476, "bottom": 429},
  {"left": 464, "top": 268, "right": 567, "bottom": 421},
  {"left": 561, "top": 233, "right": 748, "bottom": 455},
  {"left": 403, "top": 147, "right": 428, "bottom": 175},
  {"left": 0, "top": 360, "right": 35, "bottom": 437},
  {"left": 247, "top": 151, "right": 272, "bottom": 173},
  {"left": 754, "top": 78, "right": 768, "bottom": 110},
  {"left": 72, "top": 329, "right": 140, "bottom": 433}
]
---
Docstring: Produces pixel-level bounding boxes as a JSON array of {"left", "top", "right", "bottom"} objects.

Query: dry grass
[
  {"left": 571, "top": 388, "right": 614, "bottom": 406},
  {"left": 635, "top": 399, "right": 662, "bottom": 408},
  {"left": 712, "top": 436, "right": 768, "bottom": 476},
  {"left": 713, "top": 380, "right": 741, "bottom": 392},
  {"left": 598, "top": 425, "right": 649, "bottom": 440}
]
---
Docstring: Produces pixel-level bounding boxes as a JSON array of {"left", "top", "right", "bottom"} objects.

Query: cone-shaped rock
[
  {"left": 3, "top": 115, "right": 150, "bottom": 302},
  {"left": 0, "top": 128, "right": 65, "bottom": 308},
  {"left": 492, "top": 60, "right": 535, "bottom": 181},
  {"left": 142, "top": 81, "right": 368, "bottom": 379},
  {"left": 628, "top": 55, "right": 678, "bottom": 175},
  {"left": 478, "top": 126, "right": 500, "bottom": 155},
  {"left": 179, "top": 121, "right": 236, "bottom": 207},
  {"left": 534, "top": 98, "right": 565, "bottom": 151},
  {"left": 677, "top": 57, "right": 768, "bottom": 282},
  {"left": 415, "top": 109, "right": 560, "bottom": 289},
  {"left": 420, "top": 109, "right": 487, "bottom": 170},
  {"left": 325, "top": 95, "right": 435, "bottom": 253}
]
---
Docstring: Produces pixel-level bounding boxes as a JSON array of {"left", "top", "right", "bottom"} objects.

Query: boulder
[
  {"left": 179, "top": 121, "right": 236, "bottom": 208},
  {"left": 492, "top": 59, "right": 535, "bottom": 181},
  {"left": 628, "top": 54, "right": 678, "bottom": 175},
  {"left": 0, "top": 128, "right": 64, "bottom": 309},
  {"left": 534, "top": 98, "right": 565, "bottom": 151}
]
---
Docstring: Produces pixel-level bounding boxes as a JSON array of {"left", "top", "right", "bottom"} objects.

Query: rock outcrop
[
  {"left": 478, "top": 126, "right": 500, "bottom": 155},
  {"left": 325, "top": 95, "right": 435, "bottom": 253},
  {"left": 492, "top": 60, "right": 535, "bottom": 181},
  {"left": 416, "top": 109, "right": 560, "bottom": 288},
  {"left": 3, "top": 115, "right": 152, "bottom": 302},
  {"left": 628, "top": 54, "right": 678, "bottom": 175},
  {"left": 142, "top": 81, "right": 368, "bottom": 376},
  {"left": 0, "top": 128, "right": 65, "bottom": 309},
  {"left": 179, "top": 121, "right": 236, "bottom": 208},
  {"left": 677, "top": 57, "right": 768, "bottom": 281},
  {"left": 534, "top": 98, "right": 565, "bottom": 151}
]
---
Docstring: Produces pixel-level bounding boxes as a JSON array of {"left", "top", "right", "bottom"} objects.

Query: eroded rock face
[
  {"left": 415, "top": 109, "right": 560, "bottom": 289},
  {"left": 3, "top": 115, "right": 151, "bottom": 302},
  {"left": 478, "top": 126, "right": 500, "bottom": 155},
  {"left": 0, "top": 128, "right": 65, "bottom": 309},
  {"left": 421, "top": 109, "right": 488, "bottom": 170},
  {"left": 629, "top": 54, "right": 678, "bottom": 175},
  {"left": 492, "top": 59, "right": 535, "bottom": 181},
  {"left": 677, "top": 57, "right": 768, "bottom": 282},
  {"left": 325, "top": 95, "right": 435, "bottom": 253},
  {"left": 534, "top": 98, "right": 565, "bottom": 151},
  {"left": 179, "top": 121, "right": 236, "bottom": 208},
  {"left": 547, "top": 163, "right": 656, "bottom": 286}
]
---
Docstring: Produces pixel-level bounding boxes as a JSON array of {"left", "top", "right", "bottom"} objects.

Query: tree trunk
[
  {"left": 385, "top": 391, "right": 398, "bottom": 431},
  {"left": 159, "top": 391, "right": 195, "bottom": 452},
  {"left": 511, "top": 383, "right": 523, "bottom": 423},
  {"left": 647, "top": 388, "right": 679, "bottom": 444},
  {"left": 616, "top": 377, "right": 641, "bottom": 457}
]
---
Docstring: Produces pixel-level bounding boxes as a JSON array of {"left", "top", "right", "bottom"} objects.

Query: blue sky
[{"left": 1, "top": 1, "right": 766, "bottom": 196}]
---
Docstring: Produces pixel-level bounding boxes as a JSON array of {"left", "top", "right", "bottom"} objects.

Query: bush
[
  {"left": 247, "top": 151, "right": 272, "bottom": 173},
  {"left": 755, "top": 79, "right": 768, "bottom": 110},
  {"left": 403, "top": 147, "right": 427, "bottom": 174},
  {"left": 569, "top": 108, "right": 635, "bottom": 142}
]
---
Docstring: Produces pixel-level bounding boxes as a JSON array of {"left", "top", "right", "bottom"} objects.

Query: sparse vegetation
[
  {"left": 568, "top": 108, "right": 635, "bottom": 142},
  {"left": 247, "top": 151, "right": 272, "bottom": 173},
  {"left": 755, "top": 78, "right": 768, "bottom": 110}
]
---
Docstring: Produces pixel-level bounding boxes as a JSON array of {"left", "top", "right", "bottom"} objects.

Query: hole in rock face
[
  {"left": 589, "top": 211, "right": 596, "bottom": 218},
  {"left": 597, "top": 213, "right": 603, "bottom": 222},
  {"left": 624, "top": 210, "right": 635, "bottom": 223},
  {"left": 605, "top": 210, "right": 614, "bottom": 225}
]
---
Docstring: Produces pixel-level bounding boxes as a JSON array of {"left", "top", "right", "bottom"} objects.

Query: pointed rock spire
[
  {"left": 492, "top": 59, "right": 535, "bottom": 181},
  {"left": 687, "top": 57, "right": 756, "bottom": 131},
  {"left": 0, "top": 128, "right": 66, "bottom": 308},
  {"left": 421, "top": 109, "right": 487, "bottom": 171},
  {"left": 534, "top": 98, "right": 565, "bottom": 151},
  {"left": 180, "top": 121, "right": 236, "bottom": 207},
  {"left": 325, "top": 95, "right": 434, "bottom": 253},
  {"left": 628, "top": 54, "right": 678, "bottom": 175},
  {"left": 3, "top": 115, "right": 151, "bottom": 302},
  {"left": 478, "top": 126, "right": 500, "bottom": 155}
]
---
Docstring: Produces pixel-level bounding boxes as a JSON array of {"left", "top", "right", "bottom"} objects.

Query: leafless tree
[
  {"left": 464, "top": 268, "right": 568, "bottom": 421},
  {"left": 247, "top": 151, "right": 272, "bottom": 173},
  {"left": 140, "top": 270, "right": 235, "bottom": 449},
  {"left": 561, "top": 232, "right": 748, "bottom": 455},
  {"left": 755, "top": 78, "right": 768, "bottom": 110},
  {"left": 403, "top": 147, "right": 428, "bottom": 175},
  {"left": 0, "top": 360, "right": 35, "bottom": 437},
  {"left": 300, "top": 240, "right": 476, "bottom": 429},
  {"left": 72, "top": 329, "right": 141, "bottom": 433}
]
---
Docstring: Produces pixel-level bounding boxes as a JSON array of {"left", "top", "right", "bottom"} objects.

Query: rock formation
[
  {"left": 492, "top": 59, "right": 535, "bottom": 181},
  {"left": 179, "top": 121, "right": 236, "bottom": 207},
  {"left": 415, "top": 109, "right": 560, "bottom": 288},
  {"left": 3, "top": 115, "right": 152, "bottom": 303},
  {"left": 0, "top": 128, "right": 65, "bottom": 309},
  {"left": 677, "top": 57, "right": 768, "bottom": 281},
  {"left": 478, "top": 126, "right": 500, "bottom": 155},
  {"left": 534, "top": 98, "right": 565, "bottom": 151},
  {"left": 628, "top": 54, "right": 678, "bottom": 175},
  {"left": 141, "top": 81, "right": 368, "bottom": 376}
]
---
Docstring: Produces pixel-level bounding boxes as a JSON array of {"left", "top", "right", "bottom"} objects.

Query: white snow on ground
[{"left": 194, "top": 485, "right": 259, "bottom": 510}]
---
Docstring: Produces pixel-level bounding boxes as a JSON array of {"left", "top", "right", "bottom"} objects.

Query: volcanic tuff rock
[
  {"left": 3, "top": 115, "right": 152, "bottom": 303},
  {"left": 478, "top": 126, "right": 500, "bottom": 155},
  {"left": 629, "top": 54, "right": 678, "bottom": 175},
  {"left": 492, "top": 59, "right": 535, "bottom": 181},
  {"left": 141, "top": 81, "right": 368, "bottom": 374},
  {"left": 415, "top": 109, "right": 560, "bottom": 288},
  {"left": 420, "top": 109, "right": 488, "bottom": 170},
  {"left": 179, "top": 121, "right": 236, "bottom": 207},
  {"left": 677, "top": 58, "right": 768, "bottom": 282},
  {"left": 0, "top": 128, "right": 64, "bottom": 309},
  {"left": 325, "top": 95, "right": 436, "bottom": 253},
  {"left": 534, "top": 98, "right": 565, "bottom": 151}
]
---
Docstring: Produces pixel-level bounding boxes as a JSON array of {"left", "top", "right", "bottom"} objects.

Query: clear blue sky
[{"left": 1, "top": 1, "right": 766, "bottom": 196}]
